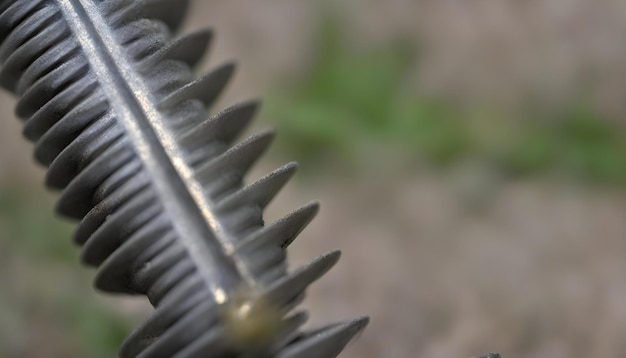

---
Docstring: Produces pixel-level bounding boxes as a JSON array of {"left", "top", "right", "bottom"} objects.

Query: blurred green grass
[
  {"left": 0, "top": 189, "right": 136, "bottom": 358},
  {"left": 266, "top": 10, "right": 626, "bottom": 185}
]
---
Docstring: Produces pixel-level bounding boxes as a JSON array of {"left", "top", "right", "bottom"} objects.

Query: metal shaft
[{"left": 0, "top": 0, "right": 368, "bottom": 356}]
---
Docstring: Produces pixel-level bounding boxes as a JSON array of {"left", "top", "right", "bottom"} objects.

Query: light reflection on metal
[{"left": 0, "top": 0, "right": 368, "bottom": 357}]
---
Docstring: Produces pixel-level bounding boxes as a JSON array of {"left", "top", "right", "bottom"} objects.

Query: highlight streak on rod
[{"left": 56, "top": 0, "right": 256, "bottom": 303}]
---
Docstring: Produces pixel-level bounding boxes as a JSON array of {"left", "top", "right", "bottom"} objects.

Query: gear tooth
[
  {"left": 97, "top": 0, "right": 145, "bottom": 28},
  {"left": 284, "top": 311, "right": 310, "bottom": 332},
  {"left": 122, "top": 298, "right": 220, "bottom": 358},
  {"left": 278, "top": 317, "right": 369, "bottom": 358},
  {"left": 180, "top": 100, "right": 259, "bottom": 150},
  {"left": 159, "top": 62, "right": 236, "bottom": 110},
  {"left": 140, "top": 0, "right": 191, "bottom": 33},
  {"left": 45, "top": 113, "right": 123, "bottom": 189},
  {"left": 170, "top": 328, "right": 230, "bottom": 358},
  {"left": 94, "top": 225, "right": 174, "bottom": 294},
  {"left": 265, "top": 250, "right": 341, "bottom": 307},
  {"left": 16, "top": 38, "right": 81, "bottom": 96},
  {"left": 22, "top": 76, "right": 99, "bottom": 141},
  {"left": 274, "top": 311, "right": 310, "bottom": 349},
  {"left": 101, "top": 0, "right": 189, "bottom": 32},
  {"left": 55, "top": 142, "right": 135, "bottom": 219},
  {"left": 79, "top": 191, "right": 161, "bottom": 264},
  {"left": 33, "top": 94, "right": 110, "bottom": 166},
  {"left": 15, "top": 34, "right": 84, "bottom": 119},
  {"left": 73, "top": 173, "right": 150, "bottom": 244},
  {"left": 239, "top": 201, "right": 319, "bottom": 252},
  {"left": 0, "top": 1, "right": 46, "bottom": 46},
  {"left": 119, "top": 286, "right": 204, "bottom": 358},
  {"left": 217, "top": 162, "right": 298, "bottom": 212},
  {"left": 142, "top": 29, "right": 213, "bottom": 70},
  {"left": 1, "top": 9, "right": 71, "bottom": 92},
  {"left": 196, "top": 130, "right": 275, "bottom": 197}
]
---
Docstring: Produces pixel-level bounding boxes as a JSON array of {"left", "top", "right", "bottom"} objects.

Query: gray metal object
[{"left": 0, "top": 0, "right": 368, "bottom": 357}]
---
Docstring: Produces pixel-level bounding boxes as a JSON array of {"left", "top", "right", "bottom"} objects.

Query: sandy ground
[{"left": 278, "top": 173, "right": 626, "bottom": 358}]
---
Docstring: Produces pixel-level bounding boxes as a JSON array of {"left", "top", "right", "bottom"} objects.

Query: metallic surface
[{"left": 0, "top": 0, "right": 368, "bottom": 356}]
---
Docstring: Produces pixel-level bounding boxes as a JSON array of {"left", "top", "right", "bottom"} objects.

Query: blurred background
[{"left": 2, "top": 0, "right": 626, "bottom": 357}]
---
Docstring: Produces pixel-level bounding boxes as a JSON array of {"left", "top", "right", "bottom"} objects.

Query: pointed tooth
[
  {"left": 16, "top": 50, "right": 88, "bottom": 118},
  {"left": 105, "top": 0, "right": 189, "bottom": 32},
  {"left": 217, "top": 162, "right": 297, "bottom": 212},
  {"left": 115, "top": 19, "right": 161, "bottom": 46},
  {"left": 34, "top": 94, "right": 110, "bottom": 166},
  {"left": 265, "top": 251, "right": 341, "bottom": 307},
  {"left": 95, "top": 226, "right": 175, "bottom": 294},
  {"left": 133, "top": 241, "right": 188, "bottom": 291},
  {"left": 23, "top": 76, "right": 99, "bottom": 141},
  {"left": 275, "top": 311, "right": 310, "bottom": 348},
  {"left": 144, "top": 60, "right": 191, "bottom": 95},
  {"left": 142, "top": 29, "right": 213, "bottom": 69},
  {"left": 118, "top": 22, "right": 172, "bottom": 61},
  {"left": 173, "top": 312, "right": 309, "bottom": 358},
  {"left": 136, "top": 245, "right": 190, "bottom": 298},
  {"left": 129, "top": 300, "right": 220, "bottom": 358},
  {"left": 92, "top": 158, "right": 144, "bottom": 204},
  {"left": 0, "top": 1, "right": 45, "bottom": 45},
  {"left": 73, "top": 171, "right": 149, "bottom": 245},
  {"left": 180, "top": 100, "right": 259, "bottom": 149},
  {"left": 141, "top": 0, "right": 191, "bottom": 32},
  {"left": 98, "top": 0, "right": 132, "bottom": 17},
  {"left": 277, "top": 317, "right": 369, "bottom": 358},
  {"left": 124, "top": 26, "right": 171, "bottom": 62},
  {"left": 119, "top": 287, "right": 209, "bottom": 358},
  {"left": 171, "top": 327, "right": 229, "bottom": 358},
  {"left": 196, "top": 130, "right": 275, "bottom": 190},
  {"left": 152, "top": 273, "right": 205, "bottom": 310},
  {"left": 45, "top": 113, "right": 122, "bottom": 189},
  {"left": 0, "top": 8, "right": 66, "bottom": 93},
  {"left": 17, "top": 38, "right": 80, "bottom": 96},
  {"left": 0, "top": 4, "right": 59, "bottom": 63},
  {"left": 145, "top": 258, "right": 196, "bottom": 306},
  {"left": 238, "top": 202, "right": 319, "bottom": 252},
  {"left": 0, "top": 2, "right": 11, "bottom": 15},
  {"left": 80, "top": 193, "right": 162, "bottom": 265},
  {"left": 122, "top": 277, "right": 206, "bottom": 355},
  {"left": 55, "top": 142, "right": 134, "bottom": 219},
  {"left": 159, "top": 62, "right": 235, "bottom": 110}
]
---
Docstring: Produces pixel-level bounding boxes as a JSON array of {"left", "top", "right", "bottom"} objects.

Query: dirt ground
[{"left": 280, "top": 172, "right": 626, "bottom": 358}]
